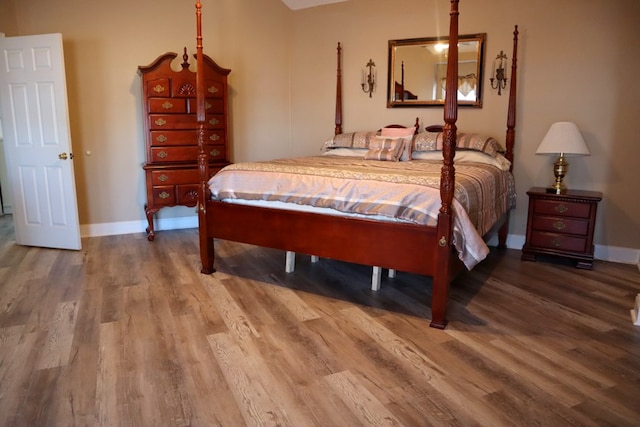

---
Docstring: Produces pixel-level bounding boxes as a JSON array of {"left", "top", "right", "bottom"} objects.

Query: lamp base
[{"left": 545, "top": 186, "right": 566, "bottom": 194}]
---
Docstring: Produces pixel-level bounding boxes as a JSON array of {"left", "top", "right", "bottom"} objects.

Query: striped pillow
[
  {"left": 364, "top": 137, "right": 405, "bottom": 161},
  {"left": 413, "top": 131, "right": 505, "bottom": 157},
  {"left": 323, "top": 131, "right": 379, "bottom": 150}
]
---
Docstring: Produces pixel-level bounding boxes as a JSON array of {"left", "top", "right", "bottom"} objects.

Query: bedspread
[{"left": 208, "top": 156, "right": 516, "bottom": 269}]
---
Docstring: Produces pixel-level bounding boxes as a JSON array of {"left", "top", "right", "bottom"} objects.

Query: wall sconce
[
  {"left": 361, "top": 59, "right": 376, "bottom": 98},
  {"left": 490, "top": 50, "right": 508, "bottom": 95},
  {"left": 536, "top": 122, "right": 590, "bottom": 194}
]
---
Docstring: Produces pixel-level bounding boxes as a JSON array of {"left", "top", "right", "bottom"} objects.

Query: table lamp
[{"left": 536, "top": 122, "right": 590, "bottom": 194}]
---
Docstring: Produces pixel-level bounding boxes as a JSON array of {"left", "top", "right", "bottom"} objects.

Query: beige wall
[{"left": 1, "top": 0, "right": 638, "bottom": 254}]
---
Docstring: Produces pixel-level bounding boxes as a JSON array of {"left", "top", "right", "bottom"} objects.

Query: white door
[{"left": 0, "top": 33, "right": 81, "bottom": 250}]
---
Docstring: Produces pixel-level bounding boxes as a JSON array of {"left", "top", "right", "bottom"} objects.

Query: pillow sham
[
  {"left": 381, "top": 126, "right": 416, "bottom": 161},
  {"left": 322, "top": 131, "right": 378, "bottom": 150},
  {"left": 364, "top": 136, "right": 405, "bottom": 161},
  {"left": 412, "top": 131, "right": 505, "bottom": 157}
]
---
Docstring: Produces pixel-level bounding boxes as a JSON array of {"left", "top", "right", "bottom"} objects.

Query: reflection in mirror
[{"left": 387, "top": 33, "right": 486, "bottom": 108}]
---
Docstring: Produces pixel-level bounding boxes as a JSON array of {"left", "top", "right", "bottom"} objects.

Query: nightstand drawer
[
  {"left": 531, "top": 216, "right": 589, "bottom": 236},
  {"left": 533, "top": 199, "right": 591, "bottom": 219},
  {"left": 529, "top": 231, "right": 588, "bottom": 253}
]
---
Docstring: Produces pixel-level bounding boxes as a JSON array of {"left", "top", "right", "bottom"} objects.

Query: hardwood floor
[{"left": 1, "top": 213, "right": 639, "bottom": 426}]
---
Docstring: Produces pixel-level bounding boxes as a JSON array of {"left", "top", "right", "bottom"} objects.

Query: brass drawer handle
[
  {"left": 153, "top": 84, "right": 165, "bottom": 93},
  {"left": 205, "top": 101, "right": 212, "bottom": 110},
  {"left": 210, "top": 149, "right": 221, "bottom": 157},
  {"left": 158, "top": 191, "right": 170, "bottom": 199},
  {"left": 154, "top": 118, "right": 167, "bottom": 126},
  {"left": 209, "top": 134, "right": 220, "bottom": 141},
  {"left": 554, "top": 204, "right": 568, "bottom": 214},
  {"left": 156, "top": 134, "right": 167, "bottom": 143},
  {"left": 157, "top": 151, "right": 168, "bottom": 159},
  {"left": 208, "top": 86, "right": 219, "bottom": 94},
  {"left": 553, "top": 220, "right": 566, "bottom": 230},
  {"left": 162, "top": 101, "right": 174, "bottom": 109},
  {"left": 209, "top": 118, "right": 220, "bottom": 126},
  {"left": 158, "top": 174, "right": 168, "bottom": 182},
  {"left": 551, "top": 237, "right": 562, "bottom": 247}
]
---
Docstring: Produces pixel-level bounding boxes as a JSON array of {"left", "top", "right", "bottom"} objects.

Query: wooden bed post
[
  {"left": 431, "top": 0, "right": 459, "bottom": 329},
  {"left": 335, "top": 42, "right": 343, "bottom": 135},
  {"left": 195, "top": 0, "right": 215, "bottom": 274},
  {"left": 498, "top": 25, "right": 519, "bottom": 249}
]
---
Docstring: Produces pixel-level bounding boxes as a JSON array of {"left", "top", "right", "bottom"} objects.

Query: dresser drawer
[
  {"left": 533, "top": 199, "right": 591, "bottom": 219},
  {"left": 150, "top": 130, "right": 225, "bottom": 147},
  {"left": 151, "top": 169, "right": 199, "bottom": 185},
  {"left": 529, "top": 231, "right": 588, "bottom": 253},
  {"left": 150, "top": 145, "right": 226, "bottom": 163},
  {"left": 531, "top": 216, "right": 589, "bottom": 236},
  {"left": 149, "top": 114, "right": 226, "bottom": 130},
  {"left": 176, "top": 184, "right": 199, "bottom": 206},
  {"left": 146, "top": 78, "right": 170, "bottom": 97},
  {"left": 152, "top": 186, "right": 176, "bottom": 206},
  {"left": 188, "top": 98, "right": 224, "bottom": 113},
  {"left": 148, "top": 97, "right": 188, "bottom": 113}
]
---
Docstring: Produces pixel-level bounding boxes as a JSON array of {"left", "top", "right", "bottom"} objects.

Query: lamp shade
[{"left": 536, "top": 122, "right": 590, "bottom": 156}]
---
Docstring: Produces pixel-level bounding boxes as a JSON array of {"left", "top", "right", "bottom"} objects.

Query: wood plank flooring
[{"left": 1, "top": 213, "right": 639, "bottom": 426}]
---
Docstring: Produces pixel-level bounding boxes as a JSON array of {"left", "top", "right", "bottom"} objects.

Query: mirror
[{"left": 387, "top": 33, "right": 486, "bottom": 108}]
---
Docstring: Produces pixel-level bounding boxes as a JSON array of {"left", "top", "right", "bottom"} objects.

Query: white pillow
[
  {"left": 322, "top": 148, "right": 368, "bottom": 157},
  {"left": 412, "top": 150, "right": 512, "bottom": 171}
]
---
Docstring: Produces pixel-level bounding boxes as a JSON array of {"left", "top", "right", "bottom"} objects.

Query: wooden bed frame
[{"left": 195, "top": 0, "right": 519, "bottom": 329}]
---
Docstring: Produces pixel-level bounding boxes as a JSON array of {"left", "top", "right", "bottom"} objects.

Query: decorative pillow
[
  {"left": 364, "top": 136, "right": 405, "bottom": 161},
  {"left": 413, "top": 131, "right": 441, "bottom": 152},
  {"left": 322, "top": 131, "right": 378, "bottom": 150},
  {"left": 381, "top": 127, "right": 416, "bottom": 161},
  {"left": 438, "top": 133, "right": 505, "bottom": 157}
]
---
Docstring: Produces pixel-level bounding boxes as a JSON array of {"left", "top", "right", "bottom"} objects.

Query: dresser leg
[
  {"left": 576, "top": 260, "right": 594, "bottom": 270},
  {"left": 521, "top": 251, "right": 536, "bottom": 262},
  {"left": 145, "top": 205, "right": 159, "bottom": 241}
]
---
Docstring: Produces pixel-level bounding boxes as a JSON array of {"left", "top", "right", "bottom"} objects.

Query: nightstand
[{"left": 522, "top": 187, "right": 602, "bottom": 269}]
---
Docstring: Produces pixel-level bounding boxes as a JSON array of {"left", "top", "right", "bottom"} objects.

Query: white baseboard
[
  {"left": 79, "top": 218, "right": 639, "bottom": 266},
  {"left": 80, "top": 215, "right": 198, "bottom": 238},
  {"left": 486, "top": 233, "right": 640, "bottom": 266}
]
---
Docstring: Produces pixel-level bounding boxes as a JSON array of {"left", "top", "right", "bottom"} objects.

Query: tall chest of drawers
[
  {"left": 138, "top": 49, "right": 231, "bottom": 240},
  {"left": 521, "top": 187, "right": 602, "bottom": 269}
]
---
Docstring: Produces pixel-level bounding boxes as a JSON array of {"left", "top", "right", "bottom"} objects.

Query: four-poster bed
[{"left": 194, "top": 0, "right": 519, "bottom": 329}]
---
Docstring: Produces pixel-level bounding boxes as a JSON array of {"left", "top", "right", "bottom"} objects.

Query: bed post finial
[{"left": 335, "top": 42, "right": 343, "bottom": 135}]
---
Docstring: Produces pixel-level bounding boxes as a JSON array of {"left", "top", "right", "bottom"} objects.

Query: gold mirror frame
[{"left": 387, "top": 33, "right": 486, "bottom": 108}]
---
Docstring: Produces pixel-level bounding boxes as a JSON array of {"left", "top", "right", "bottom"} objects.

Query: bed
[{"left": 194, "top": 0, "right": 519, "bottom": 329}]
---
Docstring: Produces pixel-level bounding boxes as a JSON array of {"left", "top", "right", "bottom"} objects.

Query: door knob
[{"left": 58, "top": 152, "right": 74, "bottom": 160}]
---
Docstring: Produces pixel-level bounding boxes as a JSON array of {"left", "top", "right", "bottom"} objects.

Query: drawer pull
[
  {"left": 158, "top": 191, "right": 171, "bottom": 199},
  {"left": 158, "top": 174, "right": 168, "bottom": 182},
  {"left": 209, "top": 134, "right": 220, "bottom": 142},
  {"left": 162, "top": 101, "right": 174, "bottom": 110},
  {"left": 208, "top": 86, "right": 219, "bottom": 94},
  {"left": 553, "top": 221, "right": 566, "bottom": 230},
  {"left": 554, "top": 204, "right": 568, "bottom": 214},
  {"left": 209, "top": 118, "right": 220, "bottom": 126},
  {"left": 551, "top": 237, "right": 562, "bottom": 247},
  {"left": 154, "top": 118, "right": 167, "bottom": 126},
  {"left": 205, "top": 101, "right": 212, "bottom": 110},
  {"left": 153, "top": 84, "right": 165, "bottom": 93},
  {"left": 210, "top": 149, "right": 221, "bottom": 157},
  {"left": 157, "top": 151, "right": 168, "bottom": 159},
  {"left": 156, "top": 134, "right": 167, "bottom": 143}
]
